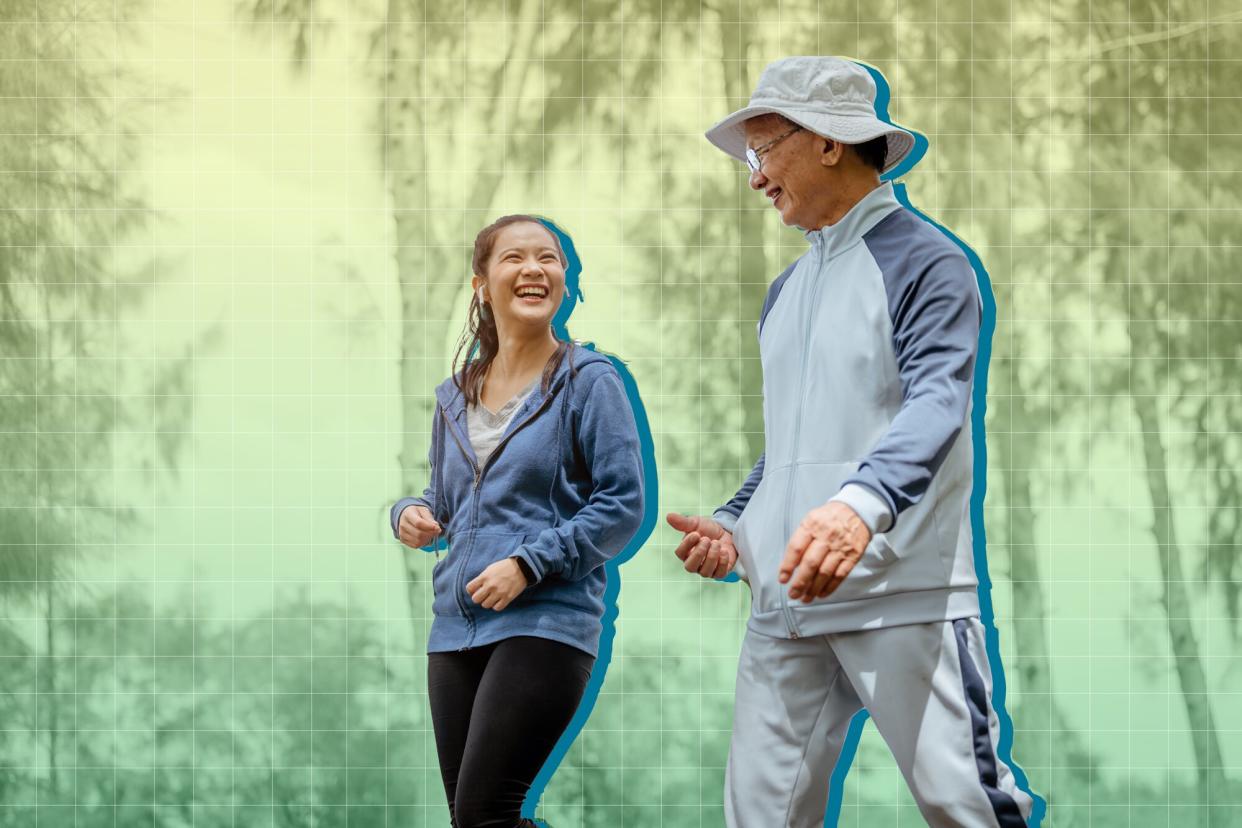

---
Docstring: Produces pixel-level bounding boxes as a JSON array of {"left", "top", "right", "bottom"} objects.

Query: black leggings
[{"left": 427, "top": 636, "right": 595, "bottom": 828}]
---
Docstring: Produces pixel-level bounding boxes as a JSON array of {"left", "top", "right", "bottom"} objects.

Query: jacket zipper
[
  {"left": 781, "top": 244, "right": 827, "bottom": 639},
  {"left": 439, "top": 384, "right": 563, "bottom": 648}
]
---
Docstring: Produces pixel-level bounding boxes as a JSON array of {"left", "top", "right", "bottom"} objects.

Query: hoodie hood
[{"left": 434, "top": 342, "right": 614, "bottom": 416}]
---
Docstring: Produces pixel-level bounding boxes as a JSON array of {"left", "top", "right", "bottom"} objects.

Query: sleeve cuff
[
  {"left": 510, "top": 555, "right": 536, "bottom": 585},
  {"left": 712, "top": 509, "right": 739, "bottom": 534},
  {"left": 512, "top": 547, "right": 547, "bottom": 585},
  {"left": 390, "top": 497, "right": 425, "bottom": 539},
  {"left": 830, "top": 484, "right": 893, "bottom": 535},
  {"left": 711, "top": 510, "right": 748, "bottom": 583}
]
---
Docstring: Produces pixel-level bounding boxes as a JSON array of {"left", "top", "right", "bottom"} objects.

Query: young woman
[{"left": 390, "top": 215, "right": 645, "bottom": 828}]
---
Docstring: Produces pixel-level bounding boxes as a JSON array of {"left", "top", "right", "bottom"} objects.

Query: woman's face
[{"left": 474, "top": 222, "right": 566, "bottom": 333}]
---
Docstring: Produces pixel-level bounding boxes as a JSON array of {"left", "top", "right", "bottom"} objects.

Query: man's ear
[{"left": 819, "top": 137, "right": 846, "bottom": 168}]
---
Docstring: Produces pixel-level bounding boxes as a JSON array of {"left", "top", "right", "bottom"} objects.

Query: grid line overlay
[{"left": 1, "top": 1, "right": 1238, "bottom": 827}]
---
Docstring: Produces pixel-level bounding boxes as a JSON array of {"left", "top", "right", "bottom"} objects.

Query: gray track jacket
[{"left": 714, "top": 182, "right": 984, "bottom": 638}]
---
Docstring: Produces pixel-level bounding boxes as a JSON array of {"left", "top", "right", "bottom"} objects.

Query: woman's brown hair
[{"left": 452, "top": 215, "right": 573, "bottom": 407}]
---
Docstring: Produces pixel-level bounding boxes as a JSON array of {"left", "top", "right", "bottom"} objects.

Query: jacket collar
[{"left": 802, "top": 181, "right": 901, "bottom": 258}]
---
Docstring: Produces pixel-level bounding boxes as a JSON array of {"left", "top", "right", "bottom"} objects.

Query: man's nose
[{"left": 748, "top": 167, "right": 767, "bottom": 190}]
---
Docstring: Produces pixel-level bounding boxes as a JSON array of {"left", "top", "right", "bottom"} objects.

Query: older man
[{"left": 666, "top": 57, "right": 1037, "bottom": 827}]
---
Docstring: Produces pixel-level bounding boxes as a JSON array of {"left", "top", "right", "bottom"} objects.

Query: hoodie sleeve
[
  {"left": 839, "top": 243, "right": 980, "bottom": 529},
  {"left": 513, "top": 366, "right": 644, "bottom": 583},
  {"left": 389, "top": 401, "right": 442, "bottom": 541}
]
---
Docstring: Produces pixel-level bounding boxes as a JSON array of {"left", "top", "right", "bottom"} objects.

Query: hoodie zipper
[
  {"left": 781, "top": 243, "right": 827, "bottom": 639},
  {"left": 439, "top": 382, "right": 564, "bottom": 646}
]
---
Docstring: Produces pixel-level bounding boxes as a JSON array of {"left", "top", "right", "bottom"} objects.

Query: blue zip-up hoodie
[{"left": 390, "top": 346, "right": 644, "bottom": 656}]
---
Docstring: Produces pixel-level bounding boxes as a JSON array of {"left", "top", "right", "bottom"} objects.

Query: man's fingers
[
  {"left": 698, "top": 541, "right": 722, "bottom": 577},
  {"left": 666, "top": 512, "right": 698, "bottom": 533},
  {"left": 822, "top": 556, "right": 859, "bottom": 597},
  {"left": 788, "top": 539, "right": 830, "bottom": 599},
  {"left": 805, "top": 551, "right": 842, "bottom": 602},
  {"left": 778, "top": 525, "right": 814, "bottom": 583},
  {"left": 808, "top": 550, "right": 846, "bottom": 599},
  {"left": 673, "top": 532, "right": 701, "bottom": 562},
  {"left": 683, "top": 537, "right": 710, "bottom": 574},
  {"left": 682, "top": 537, "right": 709, "bottom": 573},
  {"left": 698, "top": 519, "right": 723, "bottom": 540},
  {"left": 710, "top": 547, "right": 735, "bottom": 580},
  {"left": 666, "top": 513, "right": 723, "bottom": 540}
]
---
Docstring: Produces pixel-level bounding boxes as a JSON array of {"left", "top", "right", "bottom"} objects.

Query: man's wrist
[
  {"left": 829, "top": 484, "right": 893, "bottom": 535},
  {"left": 712, "top": 509, "right": 739, "bottom": 535}
]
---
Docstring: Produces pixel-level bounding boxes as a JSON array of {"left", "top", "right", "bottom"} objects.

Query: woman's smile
[{"left": 514, "top": 283, "right": 549, "bottom": 303}]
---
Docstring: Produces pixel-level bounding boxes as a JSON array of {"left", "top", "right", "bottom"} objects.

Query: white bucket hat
[{"left": 705, "top": 56, "right": 916, "bottom": 175}]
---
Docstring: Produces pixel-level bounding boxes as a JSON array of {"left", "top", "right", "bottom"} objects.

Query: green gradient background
[{"left": 3, "top": 0, "right": 1240, "bottom": 825}]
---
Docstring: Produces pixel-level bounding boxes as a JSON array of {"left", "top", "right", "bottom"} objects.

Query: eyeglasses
[{"left": 745, "top": 125, "right": 803, "bottom": 174}]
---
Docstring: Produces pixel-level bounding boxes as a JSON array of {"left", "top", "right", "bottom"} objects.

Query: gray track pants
[{"left": 725, "top": 617, "right": 1034, "bottom": 827}]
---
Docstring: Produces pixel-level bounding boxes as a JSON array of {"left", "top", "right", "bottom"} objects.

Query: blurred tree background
[{"left": 0, "top": 0, "right": 1238, "bottom": 825}]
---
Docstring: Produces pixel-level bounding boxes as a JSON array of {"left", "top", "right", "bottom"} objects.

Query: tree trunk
[
  {"left": 383, "top": 0, "right": 435, "bottom": 632},
  {"left": 385, "top": 0, "right": 535, "bottom": 633},
  {"left": 44, "top": 587, "right": 58, "bottom": 794},
  {"left": 992, "top": 420, "right": 1100, "bottom": 779},
  {"left": 993, "top": 427, "right": 1053, "bottom": 738},
  {"left": 716, "top": 15, "right": 768, "bottom": 463},
  {"left": 1131, "top": 391, "right": 1229, "bottom": 808}
]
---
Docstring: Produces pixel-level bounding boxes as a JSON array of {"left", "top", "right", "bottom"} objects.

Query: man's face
[{"left": 743, "top": 115, "right": 824, "bottom": 229}]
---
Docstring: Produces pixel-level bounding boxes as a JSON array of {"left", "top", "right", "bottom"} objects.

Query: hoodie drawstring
[{"left": 434, "top": 402, "right": 447, "bottom": 558}]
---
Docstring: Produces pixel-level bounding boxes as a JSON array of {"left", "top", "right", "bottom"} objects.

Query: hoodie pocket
[
  {"left": 738, "top": 461, "right": 911, "bottom": 613},
  {"left": 731, "top": 463, "right": 796, "bottom": 618},
  {"left": 432, "top": 531, "right": 529, "bottom": 618},
  {"left": 431, "top": 542, "right": 463, "bottom": 617}
]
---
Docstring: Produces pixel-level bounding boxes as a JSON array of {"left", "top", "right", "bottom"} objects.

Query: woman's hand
[
  {"left": 466, "top": 558, "right": 529, "bottom": 611},
  {"left": 397, "top": 504, "right": 441, "bottom": 549}
]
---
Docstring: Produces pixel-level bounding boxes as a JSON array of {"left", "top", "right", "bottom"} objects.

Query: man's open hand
[
  {"left": 666, "top": 513, "right": 737, "bottom": 579},
  {"left": 778, "top": 502, "right": 871, "bottom": 602}
]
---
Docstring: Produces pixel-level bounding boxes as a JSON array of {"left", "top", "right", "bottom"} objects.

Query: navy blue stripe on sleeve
[{"left": 842, "top": 209, "right": 980, "bottom": 522}]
